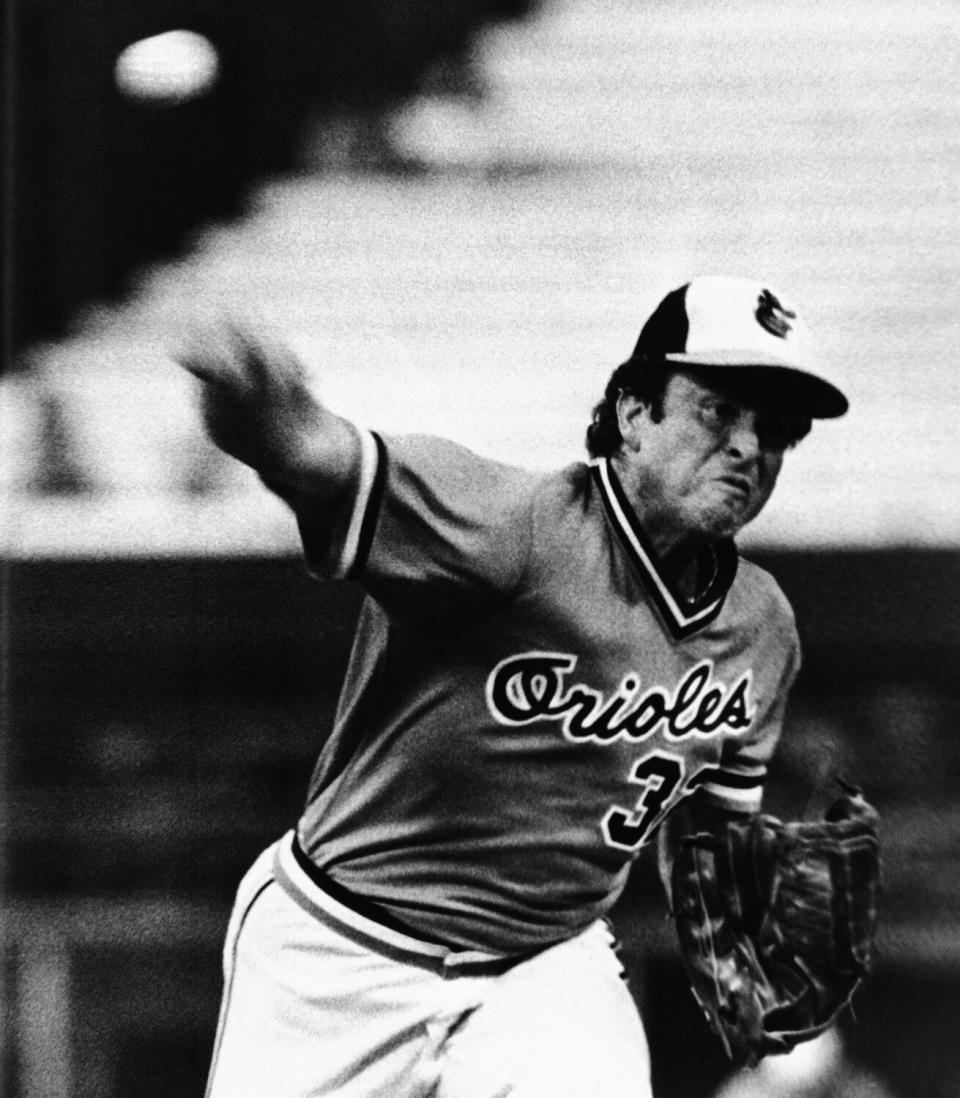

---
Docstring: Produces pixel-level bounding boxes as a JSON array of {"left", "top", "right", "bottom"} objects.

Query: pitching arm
[{"left": 174, "top": 320, "right": 362, "bottom": 546}]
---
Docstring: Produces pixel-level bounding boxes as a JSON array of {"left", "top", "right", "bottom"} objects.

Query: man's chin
[{"left": 695, "top": 503, "right": 751, "bottom": 541}]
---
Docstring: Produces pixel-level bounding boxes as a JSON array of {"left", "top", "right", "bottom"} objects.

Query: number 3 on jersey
[{"left": 602, "top": 750, "right": 687, "bottom": 851}]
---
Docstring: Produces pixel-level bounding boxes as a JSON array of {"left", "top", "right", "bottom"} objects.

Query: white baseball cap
[{"left": 628, "top": 275, "right": 848, "bottom": 417}]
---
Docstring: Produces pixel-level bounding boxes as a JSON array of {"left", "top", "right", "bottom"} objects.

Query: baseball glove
[{"left": 671, "top": 784, "right": 880, "bottom": 1067}]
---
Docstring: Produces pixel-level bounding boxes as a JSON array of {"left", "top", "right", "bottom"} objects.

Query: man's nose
[{"left": 726, "top": 413, "right": 761, "bottom": 461}]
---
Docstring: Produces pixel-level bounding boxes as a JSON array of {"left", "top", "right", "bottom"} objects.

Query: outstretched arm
[{"left": 174, "top": 320, "right": 362, "bottom": 543}]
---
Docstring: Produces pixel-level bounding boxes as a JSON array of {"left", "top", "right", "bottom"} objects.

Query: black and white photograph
[{"left": 2, "top": 1, "right": 958, "bottom": 1095}]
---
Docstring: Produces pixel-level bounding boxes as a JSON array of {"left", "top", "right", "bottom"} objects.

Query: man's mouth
[{"left": 717, "top": 474, "right": 752, "bottom": 500}]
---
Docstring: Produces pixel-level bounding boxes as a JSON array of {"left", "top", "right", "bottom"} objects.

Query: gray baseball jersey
[{"left": 295, "top": 430, "right": 800, "bottom": 955}]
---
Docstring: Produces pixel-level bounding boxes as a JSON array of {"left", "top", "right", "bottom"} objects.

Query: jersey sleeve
[
  {"left": 698, "top": 582, "right": 802, "bottom": 815},
  {"left": 299, "top": 428, "right": 537, "bottom": 622}
]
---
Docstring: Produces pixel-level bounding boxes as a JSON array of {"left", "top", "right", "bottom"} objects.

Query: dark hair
[
  {"left": 585, "top": 356, "right": 670, "bottom": 458},
  {"left": 585, "top": 358, "right": 813, "bottom": 458}
]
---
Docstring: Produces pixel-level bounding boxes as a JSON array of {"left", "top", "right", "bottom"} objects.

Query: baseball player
[{"left": 177, "top": 275, "right": 851, "bottom": 1098}]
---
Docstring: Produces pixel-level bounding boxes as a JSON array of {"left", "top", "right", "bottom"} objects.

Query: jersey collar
[{"left": 592, "top": 458, "right": 738, "bottom": 639}]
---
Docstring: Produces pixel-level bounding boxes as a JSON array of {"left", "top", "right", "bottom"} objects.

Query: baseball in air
[{"left": 115, "top": 30, "right": 219, "bottom": 104}]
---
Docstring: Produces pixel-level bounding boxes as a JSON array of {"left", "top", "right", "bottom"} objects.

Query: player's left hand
[{"left": 670, "top": 785, "right": 880, "bottom": 1066}]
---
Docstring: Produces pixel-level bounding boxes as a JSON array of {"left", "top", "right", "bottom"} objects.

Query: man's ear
[{"left": 615, "top": 390, "right": 652, "bottom": 452}]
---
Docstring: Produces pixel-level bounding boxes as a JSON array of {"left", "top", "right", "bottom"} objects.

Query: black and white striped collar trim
[{"left": 592, "top": 458, "right": 738, "bottom": 640}]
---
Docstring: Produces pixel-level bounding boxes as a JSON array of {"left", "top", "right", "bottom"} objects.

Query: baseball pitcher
[{"left": 176, "top": 275, "right": 878, "bottom": 1098}]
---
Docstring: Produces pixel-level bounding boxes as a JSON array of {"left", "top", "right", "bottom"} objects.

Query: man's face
[{"left": 618, "top": 369, "right": 797, "bottom": 546}]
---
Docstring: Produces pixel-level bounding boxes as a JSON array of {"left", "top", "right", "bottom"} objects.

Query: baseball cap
[{"left": 628, "top": 276, "right": 848, "bottom": 417}]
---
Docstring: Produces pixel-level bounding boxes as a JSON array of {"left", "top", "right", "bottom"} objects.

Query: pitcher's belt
[{"left": 273, "top": 831, "right": 544, "bottom": 979}]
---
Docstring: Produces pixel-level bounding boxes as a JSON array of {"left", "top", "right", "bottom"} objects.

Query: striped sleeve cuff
[
  {"left": 331, "top": 428, "right": 381, "bottom": 579},
  {"left": 693, "top": 766, "right": 766, "bottom": 813}
]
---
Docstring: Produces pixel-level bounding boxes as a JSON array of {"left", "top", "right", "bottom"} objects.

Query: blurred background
[{"left": 2, "top": 0, "right": 958, "bottom": 1094}]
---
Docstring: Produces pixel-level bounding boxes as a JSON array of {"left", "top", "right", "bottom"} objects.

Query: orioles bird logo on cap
[{"left": 755, "top": 289, "right": 795, "bottom": 339}]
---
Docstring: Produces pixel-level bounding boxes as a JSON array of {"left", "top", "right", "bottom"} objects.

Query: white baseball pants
[{"left": 205, "top": 833, "right": 652, "bottom": 1098}]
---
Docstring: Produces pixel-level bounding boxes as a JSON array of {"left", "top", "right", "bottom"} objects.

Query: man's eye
[{"left": 700, "top": 401, "right": 735, "bottom": 427}]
